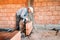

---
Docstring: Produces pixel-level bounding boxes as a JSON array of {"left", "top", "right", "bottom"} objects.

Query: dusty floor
[{"left": 21, "top": 28, "right": 60, "bottom": 40}]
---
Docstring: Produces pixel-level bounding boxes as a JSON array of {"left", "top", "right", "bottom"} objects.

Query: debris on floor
[{"left": 21, "top": 29, "right": 60, "bottom": 40}]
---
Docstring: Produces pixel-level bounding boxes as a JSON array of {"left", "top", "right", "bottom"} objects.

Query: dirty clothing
[
  {"left": 16, "top": 7, "right": 33, "bottom": 32},
  {"left": 16, "top": 7, "right": 28, "bottom": 21},
  {"left": 27, "top": 13, "right": 33, "bottom": 21},
  {"left": 16, "top": 7, "right": 28, "bottom": 30}
]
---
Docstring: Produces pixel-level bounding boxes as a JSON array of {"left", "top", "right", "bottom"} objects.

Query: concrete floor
[{"left": 21, "top": 28, "right": 60, "bottom": 40}]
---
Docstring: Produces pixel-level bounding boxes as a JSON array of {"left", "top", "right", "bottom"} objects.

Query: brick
[
  {"left": 41, "top": 2, "right": 47, "bottom": 6},
  {"left": 42, "top": 12, "right": 48, "bottom": 16},
  {"left": 9, "top": 17, "right": 16, "bottom": 21},
  {"left": 34, "top": 15, "right": 39, "bottom": 20},
  {"left": 39, "top": 16, "right": 44, "bottom": 20},
  {"left": 46, "top": 12, "right": 52, "bottom": 16},
  {"left": 4, "top": 0, "right": 8, "bottom": 4},
  {"left": 8, "top": 0, "right": 14, "bottom": 4},
  {"left": 0, "top": 16, "right": 10, "bottom": 21},
  {"left": 40, "top": 20, "right": 46, "bottom": 24},
  {"left": 47, "top": 2, "right": 53, "bottom": 6},
  {"left": 58, "top": 11, "right": 60, "bottom": 16},
  {"left": 22, "top": 0, "right": 27, "bottom": 3},
  {"left": 52, "top": 20, "right": 58, "bottom": 24},
  {"left": 0, "top": 25, "right": 10, "bottom": 28},
  {"left": 58, "top": 21, "right": 60, "bottom": 24},
  {"left": 34, "top": 0, "right": 38, "bottom": 2},
  {"left": 17, "top": 0, "right": 23, "bottom": 4},
  {"left": 39, "top": 8, "right": 44, "bottom": 12},
  {"left": 53, "top": 2, "right": 60, "bottom": 6},
  {"left": 52, "top": 11, "right": 59, "bottom": 16},
  {"left": 55, "top": 6, "right": 60, "bottom": 11},
  {"left": 26, "top": 21, "right": 33, "bottom": 35},
  {"left": 49, "top": 6, "right": 56, "bottom": 12},
  {"left": 0, "top": 13, "right": 3, "bottom": 16},
  {"left": 46, "top": 20, "right": 51, "bottom": 24},
  {"left": 39, "top": 6, "right": 50, "bottom": 12},
  {"left": 0, "top": 21, "right": 8, "bottom": 25},
  {"left": 49, "top": 16, "right": 55, "bottom": 20},
  {"left": 55, "top": 16, "right": 60, "bottom": 20},
  {"left": 33, "top": 3, "right": 36, "bottom": 7},
  {"left": 35, "top": 3, "right": 41, "bottom": 7},
  {"left": 38, "top": 0, "right": 47, "bottom": 2},
  {"left": 34, "top": 7, "right": 39, "bottom": 12},
  {"left": 44, "top": 16, "right": 50, "bottom": 20}
]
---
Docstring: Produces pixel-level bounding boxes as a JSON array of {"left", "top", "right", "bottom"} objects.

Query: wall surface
[
  {"left": 0, "top": 0, "right": 28, "bottom": 28},
  {"left": 33, "top": 0, "right": 60, "bottom": 24},
  {"left": 33, "top": 0, "right": 60, "bottom": 29},
  {"left": 0, "top": 0, "right": 60, "bottom": 29}
]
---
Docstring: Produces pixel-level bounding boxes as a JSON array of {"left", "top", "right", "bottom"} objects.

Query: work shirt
[
  {"left": 16, "top": 7, "right": 33, "bottom": 21},
  {"left": 16, "top": 7, "right": 28, "bottom": 20}
]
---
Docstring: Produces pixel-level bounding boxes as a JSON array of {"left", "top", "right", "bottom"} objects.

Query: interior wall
[
  {"left": 0, "top": 0, "right": 28, "bottom": 28},
  {"left": 33, "top": 0, "right": 60, "bottom": 29},
  {"left": 0, "top": 0, "right": 60, "bottom": 29},
  {"left": 33, "top": 0, "right": 60, "bottom": 24}
]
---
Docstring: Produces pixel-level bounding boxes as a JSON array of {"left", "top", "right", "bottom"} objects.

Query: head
[{"left": 28, "top": 7, "right": 33, "bottom": 13}]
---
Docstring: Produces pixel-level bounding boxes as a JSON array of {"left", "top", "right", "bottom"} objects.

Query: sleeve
[
  {"left": 16, "top": 8, "right": 23, "bottom": 15},
  {"left": 21, "top": 8, "right": 28, "bottom": 20}
]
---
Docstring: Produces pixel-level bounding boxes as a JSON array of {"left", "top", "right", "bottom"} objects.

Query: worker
[{"left": 16, "top": 7, "right": 33, "bottom": 31}]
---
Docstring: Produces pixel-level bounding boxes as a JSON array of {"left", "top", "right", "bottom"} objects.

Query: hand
[
  {"left": 26, "top": 18, "right": 30, "bottom": 23},
  {"left": 26, "top": 18, "right": 29, "bottom": 21}
]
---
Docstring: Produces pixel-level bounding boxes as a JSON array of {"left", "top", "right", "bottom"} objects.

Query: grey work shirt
[
  {"left": 16, "top": 7, "right": 27, "bottom": 20},
  {"left": 16, "top": 7, "right": 33, "bottom": 21}
]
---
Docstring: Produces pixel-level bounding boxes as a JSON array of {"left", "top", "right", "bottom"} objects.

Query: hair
[{"left": 28, "top": 7, "right": 33, "bottom": 13}]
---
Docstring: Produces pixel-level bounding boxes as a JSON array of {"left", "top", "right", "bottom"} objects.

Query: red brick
[
  {"left": 38, "top": 0, "right": 47, "bottom": 2},
  {"left": 0, "top": 13, "right": 3, "bottom": 16},
  {"left": 0, "top": 17, "right": 10, "bottom": 21},
  {"left": 35, "top": 2, "right": 41, "bottom": 7},
  {"left": 34, "top": 16, "right": 39, "bottom": 20},
  {"left": 53, "top": 2, "right": 60, "bottom": 6},
  {"left": 0, "top": 25, "right": 10, "bottom": 28},
  {"left": 39, "top": 20, "right": 46, "bottom": 24},
  {"left": 34, "top": 0, "right": 38, "bottom": 2},
  {"left": 8, "top": 0, "right": 14, "bottom": 4},
  {"left": 52, "top": 20, "right": 58, "bottom": 24},
  {"left": 52, "top": 11, "right": 59, "bottom": 16},
  {"left": 55, "top": 16, "right": 60, "bottom": 20},
  {"left": 39, "top": 16, "right": 44, "bottom": 20},
  {"left": 47, "top": 2, "right": 53, "bottom": 6},
  {"left": 58, "top": 21, "right": 60, "bottom": 24},
  {"left": 58, "top": 11, "right": 60, "bottom": 16},
  {"left": 44, "top": 16, "right": 50, "bottom": 20},
  {"left": 22, "top": 0, "right": 27, "bottom": 3},
  {"left": 41, "top": 2, "right": 47, "bottom": 6},
  {"left": 46, "top": 12, "right": 52, "bottom": 16},
  {"left": 33, "top": 3, "right": 36, "bottom": 6},
  {"left": 55, "top": 6, "right": 60, "bottom": 11},
  {"left": 50, "top": 16, "right": 56, "bottom": 20}
]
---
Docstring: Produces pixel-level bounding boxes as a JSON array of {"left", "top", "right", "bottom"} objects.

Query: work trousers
[{"left": 16, "top": 15, "right": 26, "bottom": 35}]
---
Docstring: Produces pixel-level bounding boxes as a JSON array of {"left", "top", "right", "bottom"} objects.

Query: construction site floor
[{"left": 21, "top": 29, "right": 60, "bottom": 40}]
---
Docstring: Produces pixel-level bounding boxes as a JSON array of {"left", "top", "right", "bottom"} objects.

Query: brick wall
[
  {"left": 0, "top": 0, "right": 27, "bottom": 28},
  {"left": 0, "top": 0, "right": 60, "bottom": 29},
  {"left": 33, "top": 0, "right": 60, "bottom": 24}
]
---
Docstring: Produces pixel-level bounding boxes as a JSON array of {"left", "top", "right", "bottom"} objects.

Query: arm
[{"left": 20, "top": 8, "right": 28, "bottom": 21}]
